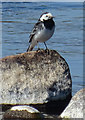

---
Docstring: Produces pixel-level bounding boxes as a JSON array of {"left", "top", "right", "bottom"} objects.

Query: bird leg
[
  {"left": 44, "top": 42, "right": 50, "bottom": 54},
  {"left": 37, "top": 42, "right": 41, "bottom": 51},
  {"left": 44, "top": 42, "right": 48, "bottom": 50}
]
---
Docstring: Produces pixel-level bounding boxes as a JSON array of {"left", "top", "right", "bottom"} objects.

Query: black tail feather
[{"left": 26, "top": 45, "right": 33, "bottom": 52}]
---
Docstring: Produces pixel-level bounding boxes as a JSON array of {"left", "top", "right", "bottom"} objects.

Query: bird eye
[{"left": 46, "top": 15, "right": 48, "bottom": 17}]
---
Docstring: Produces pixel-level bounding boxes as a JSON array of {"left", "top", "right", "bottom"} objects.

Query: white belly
[{"left": 34, "top": 26, "right": 55, "bottom": 43}]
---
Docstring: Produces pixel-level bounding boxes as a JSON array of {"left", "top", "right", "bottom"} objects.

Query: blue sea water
[{"left": 1, "top": 2, "right": 84, "bottom": 95}]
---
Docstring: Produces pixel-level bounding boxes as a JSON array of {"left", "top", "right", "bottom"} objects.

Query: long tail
[
  {"left": 26, "top": 44, "right": 34, "bottom": 52},
  {"left": 27, "top": 40, "right": 37, "bottom": 52}
]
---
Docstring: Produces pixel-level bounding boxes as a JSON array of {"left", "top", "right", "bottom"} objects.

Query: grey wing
[{"left": 29, "top": 21, "right": 43, "bottom": 43}]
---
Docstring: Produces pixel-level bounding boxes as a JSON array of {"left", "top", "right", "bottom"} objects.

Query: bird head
[{"left": 39, "top": 12, "right": 54, "bottom": 22}]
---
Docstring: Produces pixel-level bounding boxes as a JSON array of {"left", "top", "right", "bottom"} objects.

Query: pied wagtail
[{"left": 27, "top": 12, "right": 55, "bottom": 51}]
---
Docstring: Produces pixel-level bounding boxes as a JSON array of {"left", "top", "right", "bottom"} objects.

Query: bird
[{"left": 27, "top": 12, "right": 55, "bottom": 51}]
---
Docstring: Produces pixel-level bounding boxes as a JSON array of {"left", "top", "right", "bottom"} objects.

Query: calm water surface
[{"left": 1, "top": 2, "right": 84, "bottom": 96}]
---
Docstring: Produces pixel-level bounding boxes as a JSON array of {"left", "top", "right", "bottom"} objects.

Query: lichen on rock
[{"left": 0, "top": 49, "right": 72, "bottom": 114}]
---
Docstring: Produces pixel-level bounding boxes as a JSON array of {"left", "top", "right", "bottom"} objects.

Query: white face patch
[{"left": 40, "top": 13, "right": 53, "bottom": 22}]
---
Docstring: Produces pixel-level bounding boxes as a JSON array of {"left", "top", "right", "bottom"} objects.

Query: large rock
[
  {"left": 0, "top": 50, "right": 72, "bottom": 114},
  {"left": 60, "top": 88, "right": 85, "bottom": 118},
  {"left": 3, "top": 105, "right": 43, "bottom": 119}
]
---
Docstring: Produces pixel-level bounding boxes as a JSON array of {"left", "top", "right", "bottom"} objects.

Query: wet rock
[
  {"left": 60, "top": 88, "right": 85, "bottom": 118},
  {"left": 3, "top": 105, "right": 43, "bottom": 119},
  {"left": 0, "top": 49, "right": 72, "bottom": 114}
]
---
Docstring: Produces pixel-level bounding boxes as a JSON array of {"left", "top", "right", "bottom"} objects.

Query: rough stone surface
[
  {"left": 3, "top": 105, "right": 43, "bottom": 119},
  {"left": 0, "top": 50, "right": 72, "bottom": 106},
  {"left": 60, "top": 88, "right": 85, "bottom": 118}
]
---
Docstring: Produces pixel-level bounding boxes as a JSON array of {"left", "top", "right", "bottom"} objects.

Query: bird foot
[
  {"left": 45, "top": 49, "right": 50, "bottom": 55},
  {"left": 37, "top": 48, "right": 43, "bottom": 52}
]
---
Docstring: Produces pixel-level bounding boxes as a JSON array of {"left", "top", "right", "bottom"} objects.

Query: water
[{"left": 1, "top": 1, "right": 84, "bottom": 110}]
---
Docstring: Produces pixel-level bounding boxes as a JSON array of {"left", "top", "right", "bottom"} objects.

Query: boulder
[
  {"left": 0, "top": 50, "right": 72, "bottom": 114},
  {"left": 3, "top": 105, "right": 43, "bottom": 119},
  {"left": 60, "top": 88, "right": 85, "bottom": 118}
]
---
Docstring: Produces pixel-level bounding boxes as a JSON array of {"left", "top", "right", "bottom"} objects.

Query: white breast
[{"left": 34, "top": 26, "right": 55, "bottom": 43}]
